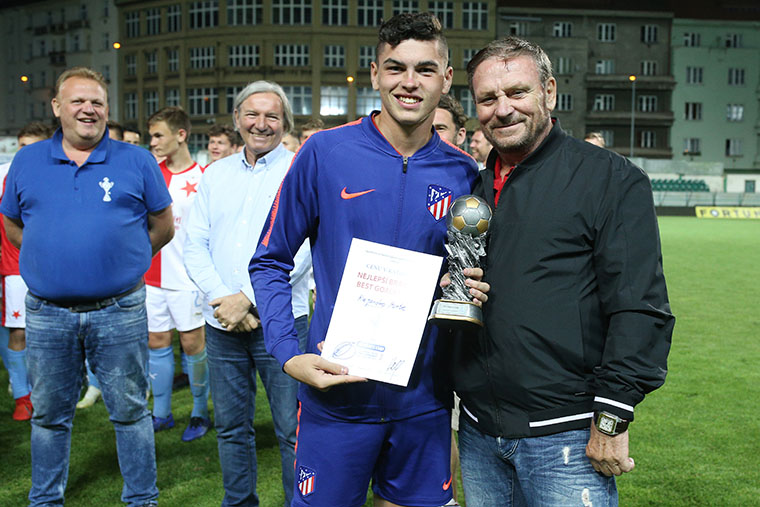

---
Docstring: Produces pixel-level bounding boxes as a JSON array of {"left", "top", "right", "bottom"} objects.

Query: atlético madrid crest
[
  {"left": 298, "top": 465, "right": 316, "bottom": 497},
  {"left": 427, "top": 184, "right": 453, "bottom": 221}
]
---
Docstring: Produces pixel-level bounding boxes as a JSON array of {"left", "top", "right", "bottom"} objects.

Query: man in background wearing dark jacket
[{"left": 453, "top": 37, "right": 674, "bottom": 506}]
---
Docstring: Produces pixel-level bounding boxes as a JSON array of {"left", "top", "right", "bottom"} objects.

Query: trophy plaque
[{"left": 429, "top": 194, "right": 492, "bottom": 327}]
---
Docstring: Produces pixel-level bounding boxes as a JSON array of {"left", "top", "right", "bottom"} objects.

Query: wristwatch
[{"left": 594, "top": 411, "right": 629, "bottom": 436}]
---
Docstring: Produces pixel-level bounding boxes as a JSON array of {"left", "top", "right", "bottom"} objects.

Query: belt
[{"left": 34, "top": 281, "right": 145, "bottom": 313}]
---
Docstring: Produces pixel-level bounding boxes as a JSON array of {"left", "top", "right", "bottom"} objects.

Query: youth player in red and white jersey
[
  {"left": 145, "top": 106, "right": 210, "bottom": 442},
  {"left": 0, "top": 122, "right": 53, "bottom": 421}
]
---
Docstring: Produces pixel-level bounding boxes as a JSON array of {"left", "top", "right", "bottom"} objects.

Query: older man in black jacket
[{"left": 452, "top": 37, "right": 674, "bottom": 507}]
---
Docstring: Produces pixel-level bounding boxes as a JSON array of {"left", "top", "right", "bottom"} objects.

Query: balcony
[{"left": 585, "top": 74, "right": 676, "bottom": 91}]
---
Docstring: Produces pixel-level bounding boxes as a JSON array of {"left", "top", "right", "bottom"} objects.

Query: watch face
[{"left": 598, "top": 414, "right": 616, "bottom": 434}]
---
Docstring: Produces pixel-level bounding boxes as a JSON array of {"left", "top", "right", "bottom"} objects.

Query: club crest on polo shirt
[
  {"left": 99, "top": 177, "right": 114, "bottom": 202},
  {"left": 297, "top": 465, "right": 316, "bottom": 497},
  {"left": 427, "top": 184, "right": 452, "bottom": 221}
]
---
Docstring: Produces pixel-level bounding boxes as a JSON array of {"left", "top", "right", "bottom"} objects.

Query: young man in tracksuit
[
  {"left": 453, "top": 37, "right": 674, "bottom": 506},
  {"left": 251, "top": 13, "right": 485, "bottom": 507}
]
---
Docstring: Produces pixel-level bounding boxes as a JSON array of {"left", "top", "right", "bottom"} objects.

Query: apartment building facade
[
  {"left": 497, "top": 5, "right": 675, "bottom": 158},
  {"left": 0, "top": 0, "right": 120, "bottom": 138},
  {"left": 114, "top": 0, "right": 497, "bottom": 151}
]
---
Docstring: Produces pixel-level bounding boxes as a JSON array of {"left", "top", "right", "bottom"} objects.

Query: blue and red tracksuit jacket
[{"left": 250, "top": 113, "right": 478, "bottom": 422}]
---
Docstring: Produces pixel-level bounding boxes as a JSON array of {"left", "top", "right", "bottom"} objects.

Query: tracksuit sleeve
[
  {"left": 590, "top": 161, "right": 675, "bottom": 421},
  {"left": 250, "top": 147, "right": 319, "bottom": 368}
]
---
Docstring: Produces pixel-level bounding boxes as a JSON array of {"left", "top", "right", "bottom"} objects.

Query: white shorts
[
  {"left": 2, "top": 275, "right": 27, "bottom": 329},
  {"left": 146, "top": 285, "right": 204, "bottom": 333}
]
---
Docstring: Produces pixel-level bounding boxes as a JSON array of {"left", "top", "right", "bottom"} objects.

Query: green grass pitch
[{"left": 1, "top": 216, "right": 758, "bottom": 506}]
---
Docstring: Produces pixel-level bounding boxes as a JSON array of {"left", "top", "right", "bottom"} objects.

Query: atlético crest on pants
[
  {"left": 427, "top": 184, "right": 453, "bottom": 221},
  {"left": 298, "top": 465, "right": 316, "bottom": 497}
]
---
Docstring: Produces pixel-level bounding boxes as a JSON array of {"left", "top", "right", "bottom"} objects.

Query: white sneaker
[
  {"left": 76, "top": 385, "right": 102, "bottom": 409},
  {"left": 7, "top": 383, "right": 11, "bottom": 396}
]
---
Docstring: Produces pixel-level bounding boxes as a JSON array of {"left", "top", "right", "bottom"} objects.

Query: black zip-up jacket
[{"left": 452, "top": 120, "right": 674, "bottom": 438}]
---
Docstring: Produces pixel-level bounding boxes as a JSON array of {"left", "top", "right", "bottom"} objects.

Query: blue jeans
[
  {"left": 25, "top": 288, "right": 158, "bottom": 507},
  {"left": 459, "top": 417, "right": 617, "bottom": 507},
  {"left": 206, "top": 315, "right": 307, "bottom": 507}
]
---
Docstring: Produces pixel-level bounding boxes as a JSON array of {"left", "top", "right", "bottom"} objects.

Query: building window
[
  {"left": 38, "top": 40, "right": 46, "bottom": 57},
  {"left": 102, "top": 32, "right": 110, "bottom": 51},
  {"left": 683, "top": 32, "right": 700, "bottom": 47},
  {"left": 686, "top": 66, "right": 703, "bottom": 85},
  {"left": 393, "top": 0, "right": 418, "bottom": 15},
  {"left": 228, "top": 0, "right": 262, "bottom": 25},
  {"left": 145, "top": 90, "right": 159, "bottom": 116},
  {"left": 683, "top": 138, "right": 700, "bottom": 155},
  {"left": 283, "top": 85, "right": 312, "bottom": 115},
  {"left": 641, "top": 25, "right": 658, "bottom": 43},
  {"left": 272, "top": 0, "right": 312, "bottom": 25},
  {"left": 555, "top": 57, "right": 573, "bottom": 75},
  {"left": 323, "top": 45, "right": 345, "bottom": 68},
  {"left": 190, "top": 1, "right": 218, "bottom": 29},
  {"left": 508, "top": 21, "right": 527, "bottom": 36},
  {"left": 102, "top": 65, "right": 110, "bottom": 82},
  {"left": 459, "top": 88, "right": 475, "bottom": 117},
  {"left": 463, "top": 2, "right": 488, "bottom": 31},
  {"left": 320, "top": 86, "right": 348, "bottom": 116},
  {"left": 556, "top": 93, "right": 573, "bottom": 111},
  {"left": 428, "top": 2, "right": 453, "bottom": 29},
  {"left": 322, "top": 0, "right": 347, "bottom": 26},
  {"left": 745, "top": 180, "right": 755, "bottom": 193},
  {"left": 597, "top": 23, "right": 616, "bottom": 42},
  {"left": 357, "top": 0, "right": 383, "bottom": 27},
  {"left": 188, "top": 87, "right": 218, "bottom": 115},
  {"left": 553, "top": 21, "right": 572, "bottom": 38},
  {"left": 600, "top": 130, "right": 614, "bottom": 147},
  {"left": 168, "top": 5, "right": 182, "bottom": 32},
  {"left": 126, "top": 54, "right": 137, "bottom": 76},
  {"left": 71, "top": 34, "right": 81, "bottom": 52},
  {"left": 167, "top": 49, "right": 179, "bottom": 72},
  {"left": 595, "top": 59, "right": 614, "bottom": 75},
  {"left": 229, "top": 45, "right": 259, "bottom": 67},
  {"left": 359, "top": 45, "right": 375, "bottom": 68},
  {"left": 640, "top": 130, "right": 656, "bottom": 148},
  {"left": 356, "top": 87, "right": 381, "bottom": 116},
  {"left": 226, "top": 87, "right": 243, "bottom": 112},
  {"left": 275, "top": 44, "right": 309, "bottom": 66},
  {"left": 728, "top": 68, "right": 745, "bottom": 86},
  {"left": 593, "top": 94, "right": 614, "bottom": 111},
  {"left": 146, "top": 8, "right": 160, "bottom": 35},
  {"left": 641, "top": 60, "right": 657, "bottom": 76},
  {"left": 190, "top": 47, "right": 215, "bottom": 69},
  {"left": 125, "top": 93, "right": 137, "bottom": 119},
  {"left": 684, "top": 102, "right": 702, "bottom": 120},
  {"left": 638, "top": 95, "right": 657, "bottom": 112},
  {"left": 463, "top": 48, "right": 478, "bottom": 69},
  {"left": 188, "top": 133, "right": 206, "bottom": 153},
  {"left": 167, "top": 88, "right": 180, "bottom": 107},
  {"left": 146, "top": 51, "right": 157, "bottom": 74},
  {"left": 725, "top": 33, "right": 743, "bottom": 48},
  {"left": 126, "top": 11, "right": 140, "bottom": 38},
  {"left": 725, "top": 139, "right": 742, "bottom": 157},
  {"left": 727, "top": 104, "right": 744, "bottom": 122}
]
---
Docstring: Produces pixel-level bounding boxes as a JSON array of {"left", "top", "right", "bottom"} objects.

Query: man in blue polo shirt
[{"left": 1, "top": 66, "right": 174, "bottom": 507}]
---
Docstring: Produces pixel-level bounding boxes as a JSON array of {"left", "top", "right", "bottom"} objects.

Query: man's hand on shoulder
[
  {"left": 283, "top": 354, "right": 367, "bottom": 391},
  {"left": 586, "top": 423, "right": 636, "bottom": 477},
  {"left": 211, "top": 291, "right": 253, "bottom": 330}
]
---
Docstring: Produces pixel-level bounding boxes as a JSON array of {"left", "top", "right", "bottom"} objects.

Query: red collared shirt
[{"left": 493, "top": 158, "right": 515, "bottom": 207}]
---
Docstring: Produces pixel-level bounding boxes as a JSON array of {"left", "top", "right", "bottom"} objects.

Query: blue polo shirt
[{"left": 0, "top": 128, "right": 172, "bottom": 302}]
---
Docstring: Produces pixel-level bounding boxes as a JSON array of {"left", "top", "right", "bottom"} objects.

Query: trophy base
[{"left": 428, "top": 299, "right": 483, "bottom": 328}]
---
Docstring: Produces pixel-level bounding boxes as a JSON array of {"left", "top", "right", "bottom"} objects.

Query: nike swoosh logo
[
  {"left": 442, "top": 475, "right": 453, "bottom": 491},
  {"left": 341, "top": 187, "right": 375, "bottom": 200}
]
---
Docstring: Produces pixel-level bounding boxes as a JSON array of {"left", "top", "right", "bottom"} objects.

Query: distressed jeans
[
  {"left": 25, "top": 288, "right": 158, "bottom": 507},
  {"left": 459, "top": 417, "right": 617, "bottom": 507},
  {"left": 206, "top": 315, "right": 307, "bottom": 507}
]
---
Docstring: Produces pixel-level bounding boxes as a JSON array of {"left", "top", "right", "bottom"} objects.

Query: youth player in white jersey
[
  {"left": 0, "top": 122, "right": 54, "bottom": 421},
  {"left": 146, "top": 106, "right": 210, "bottom": 442}
]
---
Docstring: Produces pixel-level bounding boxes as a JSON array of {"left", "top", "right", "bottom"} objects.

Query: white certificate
[{"left": 321, "top": 238, "right": 443, "bottom": 386}]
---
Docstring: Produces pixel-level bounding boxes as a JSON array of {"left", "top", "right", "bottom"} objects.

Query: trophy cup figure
[{"left": 429, "top": 194, "right": 492, "bottom": 327}]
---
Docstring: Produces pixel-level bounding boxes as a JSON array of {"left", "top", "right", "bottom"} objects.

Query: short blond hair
[{"left": 55, "top": 67, "right": 108, "bottom": 98}]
